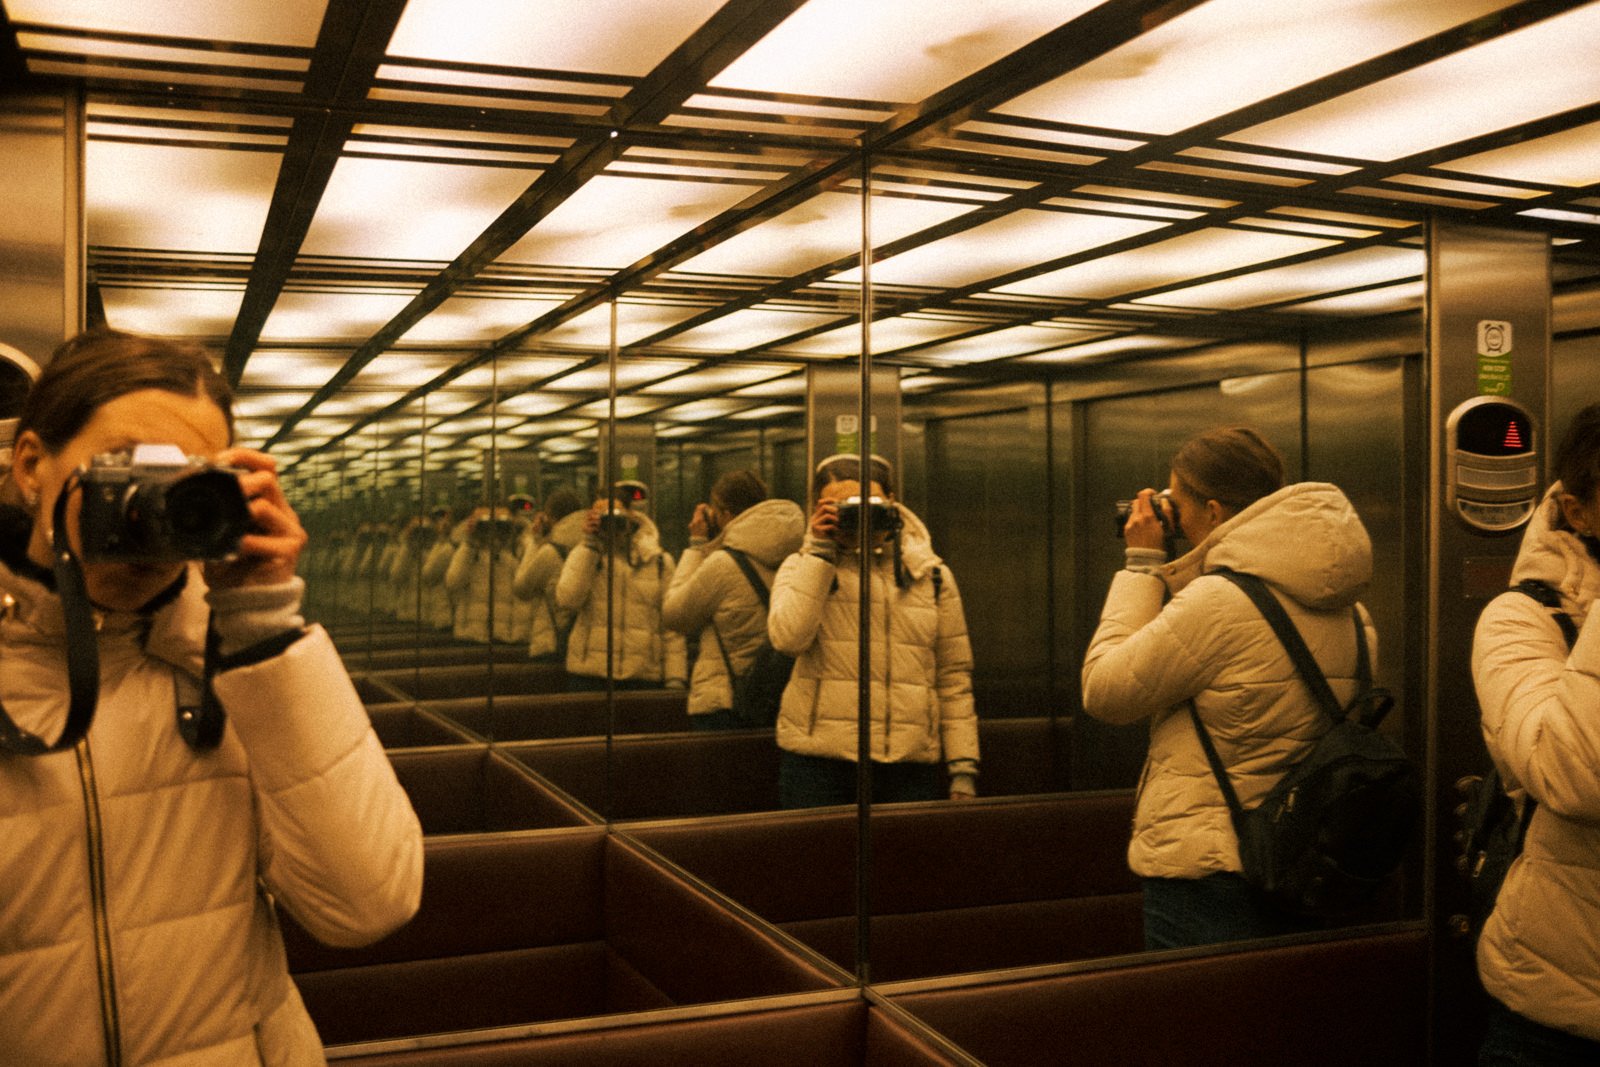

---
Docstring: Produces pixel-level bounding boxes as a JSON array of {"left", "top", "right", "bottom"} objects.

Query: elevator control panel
[{"left": 1446, "top": 396, "right": 1539, "bottom": 533}]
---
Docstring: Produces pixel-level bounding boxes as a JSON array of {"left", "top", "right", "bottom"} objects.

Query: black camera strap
[{"left": 0, "top": 478, "right": 102, "bottom": 755}]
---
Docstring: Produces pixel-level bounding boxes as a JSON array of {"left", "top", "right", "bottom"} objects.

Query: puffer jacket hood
[
  {"left": 1166, "top": 481, "right": 1372, "bottom": 610},
  {"left": 1506, "top": 482, "right": 1600, "bottom": 622},
  {"left": 664, "top": 499, "right": 805, "bottom": 716},
  {"left": 713, "top": 498, "right": 807, "bottom": 569},
  {"left": 1082, "top": 481, "right": 1377, "bottom": 880},
  {"left": 547, "top": 507, "right": 588, "bottom": 552},
  {"left": 1472, "top": 481, "right": 1600, "bottom": 1038}
]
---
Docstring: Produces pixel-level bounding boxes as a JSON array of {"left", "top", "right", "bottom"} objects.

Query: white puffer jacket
[
  {"left": 663, "top": 499, "right": 806, "bottom": 716},
  {"left": 1472, "top": 484, "right": 1600, "bottom": 1040},
  {"left": 419, "top": 537, "right": 457, "bottom": 632},
  {"left": 444, "top": 525, "right": 525, "bottom": 645},
  {"left": 555, "top": 515, "right": 686, "bottom": 685},
  {"left": 767, "top": 504, "right": 977, "bottom": 774},
  {"left": 511, "top": 510, "right": 587, "bottom": 660},
  {"left": 0, "top": 544, "right": 423, "bottom": 1064},
  {"left": 1081, "top": 482, "right": 1377, "bottom": 880}
]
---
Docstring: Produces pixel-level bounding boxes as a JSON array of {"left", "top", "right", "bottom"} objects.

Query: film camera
[
  {"left": 835, "top": 495, "right": 898, "bottom": 539},
  {"left": 1113, "top": 490, "right": 1180, "bottom": 550},
  {"left": 79, "top": 444, "right": 250, "bottom": 563},
  {"left": 596, "top": 510, "right": 635, "bottom": 537}
]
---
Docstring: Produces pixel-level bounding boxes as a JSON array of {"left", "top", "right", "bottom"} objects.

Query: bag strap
[
  {"left": 1514, "top": 578, "right": 1579, "bottom": 648},
  {"left": 723, "top": 546, "right": 770, "bottom": 609},
  {"left": 1188, "top": 701, "right": 1251, "bottom": 840},
  {"left": 1215, "top": 569, "right": 1348, "bottom": 724}
]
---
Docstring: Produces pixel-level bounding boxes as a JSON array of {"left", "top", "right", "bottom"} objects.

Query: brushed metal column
[
  {"left": 0, "top": 88, "right": 84, "bottom": 363},
  {"left": 1425, "top": 220, "right": 1550, "bottom": 1062}
]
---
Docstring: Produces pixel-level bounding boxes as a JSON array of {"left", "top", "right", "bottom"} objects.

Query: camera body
[
  {"left": 79, "top": 444, "right": 250, "bottom": 563},
  {"left": 1113, "top": 490, "right": 1180, "bottom": 550},
  {"left": 835, "top": 495, "right": 898, "bottom": 540},
  {"left": 597, "top": 511, "right": 633, "bottom": 538}
]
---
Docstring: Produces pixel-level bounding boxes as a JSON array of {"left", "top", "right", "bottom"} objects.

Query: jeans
[
  {"left": 1479, "top": 998, "right": 1600, "bottom": 1066},
  {"left": 1141, "top": 872, "right": 1321, "bottom": 950},
  {"left": 779, "top": 751, "right": 940, "bottom": 809}
]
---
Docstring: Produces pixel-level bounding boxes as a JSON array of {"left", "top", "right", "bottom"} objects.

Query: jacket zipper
[{"left": 75, "top": 738, "right": 123, "bottom": 1066}]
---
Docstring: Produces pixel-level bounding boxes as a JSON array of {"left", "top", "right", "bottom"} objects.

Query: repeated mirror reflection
[{"left": 38, "top": 0, "right": 1600, "bottom": 1044}]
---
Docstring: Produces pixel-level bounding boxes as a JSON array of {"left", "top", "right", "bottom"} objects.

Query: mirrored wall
[{"left": 21, "top": 0, "right": 1600, "bottom": 1048}]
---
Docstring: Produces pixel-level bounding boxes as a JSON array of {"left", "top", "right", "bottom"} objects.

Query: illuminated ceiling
[{"left": 4, "top": 0, "right": 1599, "bottom": 481}]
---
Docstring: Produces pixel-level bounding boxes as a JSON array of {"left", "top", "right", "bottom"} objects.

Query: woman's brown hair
[
  {"left": 17, "top": 328, "right": 234, "bottom": 453},
  {"left": 710, "top": 469, "right": 769, "bottom": 516},
  {"left": 812, "top": 454, "right": 894, "bottom": 499},
  {"left": 1554, "top": 402, "right": 1600, "bottom": 505},
  {"left": 1171, "top": 426, "right": 1284, "bottom": 514}
]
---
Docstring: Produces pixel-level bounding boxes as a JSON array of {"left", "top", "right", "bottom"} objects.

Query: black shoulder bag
[
  {"left": 1454, "top": 578, "right": 1577, "bottom": 935},
  {"left": 1189, "top": 569, "right": 1420, "bottom": 918},
  {"left": 708, "top": 547, "right": 793, "bottom": 728}
]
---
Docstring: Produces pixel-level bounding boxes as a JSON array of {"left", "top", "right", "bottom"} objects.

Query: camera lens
[{"left": 159, "top": 470, "right": 250, "bottom": 559}]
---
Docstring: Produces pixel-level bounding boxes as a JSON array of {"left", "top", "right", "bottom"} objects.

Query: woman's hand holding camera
[
  {"left": 1122, "top": 488, "right": 1173, "bottom": 554},
  {"left": 689, "top": 502, "right": 719, "bottom": 541},
  {"left": 809, "top": 497, "right": 840, "bottom": 543},
  {"left": 203, "top": 448, "right": 306, "bottom": 590}
]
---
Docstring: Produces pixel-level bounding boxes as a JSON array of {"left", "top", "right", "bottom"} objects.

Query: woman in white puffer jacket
[
  {"left": 1081, "top": 426, "right": 1377, "bottom": 950},
  {"left": 1472, "top": 403, "right": 1600, "bottom": 1063},
  {"left": 663, "top": 470, "right": 805, "bottom": 730},
  {"left": 0, "top": 329, "right": 422, "bottom": 1065},
  {"left": 768, "top": 455, "right": 978, "bottom": 808},
  {"left": 556, "top": 495, "right": 686, "bottom": 690}
]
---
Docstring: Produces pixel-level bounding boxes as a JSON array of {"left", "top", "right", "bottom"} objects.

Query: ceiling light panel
[
  {"left": 99, "top": 285, "right": 246, "bottom": 340},
  {"left": 995, "top": 228, "right": 1337, "bottom": 301},
  {"left": 729, "top": 404, "right": 803, "bottom": 422},
  {"left": 676, "top": 190, "right": 977, "bottom": 279},
  {"left": 453, "top": 357, "right": 586, "bottom": 390},
  {"left": 5, "top": 0, "right": 329, "bottom": 46},
  {"left": 994, "top": 0, "right": 1513, "bottom": 136},
  {"left": 654, "top": 398, "right": 753, "bottom": 422},
  {"left": 259, "top": 289, "right": 421, "bottom": 342},
  {"left": 1135, "top": 245, "right": 1424, "bottom": 310},
  {"left": 1232, "top": 4, "right": 1600, "bottom": 161},
  {"left": 902, "top": 323, "right": 1114, "bottom": 366},
  {"left": 1276, "top": 280, "right": 1425, "bottom": 315},
  {"left": 495, "top": 175, "right": 756, "bottom": 270},
  {"left": 662, "top": 306, "right": 847, "bottom": 354},
  {"left": 398, "top": 293, "right": 571, "bottom": 344},
  {"left": 841, "top": 209, "right": 1172, "bottom": 289},
  {"left": 300, "top": 156, "right": 540, "bottom": 261},
  {"left": 1444, "top": 119, "right": 1600, "bottom": 187},
  {"left": 571, "top": 396, "right": 671, "bottom": 419},
  {"left": 237, "top": 349, "right": 346, "bottom": 391},
  {"left": 777, "top": 315, "right": 983, "bottom": 357},
  {"left": 548, "top": 359, "right": 699, "bottom": 391},
  {"left": 1019, "top": 335, "right": 1209, "bottom": 365},
  {"left": 87, "top": 142, "right": 281, "bottom": 254},
  {"left": 387, "top": 0, "right": 727, "bottom": 76},
  {"left": 535, "top": 301, "right": 715, "bottom": 349},
  {"left": 639, "top": 363, "right": 794, "bottom": 395},
  {"left": 711, "top": 0, "right": 1094, "bottom": 102}
]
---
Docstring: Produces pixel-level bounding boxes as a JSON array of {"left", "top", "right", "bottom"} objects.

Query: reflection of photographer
[
  {"left": 556, "top": 488, "right": 686, "bottom": 690},
  {"left": 511, "top": 489, "right": 585, "bottom": 662},
  {"left": 0, "top": 329, "right": 421, "bottom": 1062},
  {"left": 769, "top": 454, "right": 979, "bottom": 807},
  {"left": 444, "top": 505, "right": 527, "bottom": 645},
  {"left": 1082, "top": 426, "right": 1377, "bottom": 950}
]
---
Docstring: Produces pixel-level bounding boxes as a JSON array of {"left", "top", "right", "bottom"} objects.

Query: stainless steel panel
[
  {"left": 0, "top": 90, "right": 83, "bottom": 363},
  {"left": 922, "top": 403, "right": 1051, "bottom": 718}
]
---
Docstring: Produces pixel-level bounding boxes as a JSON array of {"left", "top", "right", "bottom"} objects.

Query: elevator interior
[{"left": 4, "top": 1, "right": 1600, "bottom": 1062}]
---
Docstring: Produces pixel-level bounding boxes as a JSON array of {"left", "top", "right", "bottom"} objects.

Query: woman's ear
[{"left": 10, "top": 430, "right": 45, "bottom": 508}]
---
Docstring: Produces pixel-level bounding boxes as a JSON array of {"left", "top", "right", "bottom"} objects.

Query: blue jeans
[
  {"left": 1480, "top": 998, "right": 1600, "bottom": 1066},
  {"left": 779, "top": 751, "right": 940, "bottom": 809},
  {"left": 1141, "top": 873, "right": 1321, "bottom": 950}
]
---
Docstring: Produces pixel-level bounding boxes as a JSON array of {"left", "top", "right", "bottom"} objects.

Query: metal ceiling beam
[
  {"left": 222, "top": 0, "right": 411, "bottom": 385},
  {"left": 266, "top": 0, "right": 813, "bottom": 451}
]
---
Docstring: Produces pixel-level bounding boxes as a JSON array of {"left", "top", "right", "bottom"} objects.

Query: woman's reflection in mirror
[
  {"left": 555, "top": 488, "right": 686, "bottom": 692},
  {"left": 511, "top": 487, "right": 584, "bottom": 664},
  {"left": 662, "top": 469, "right": 805, "bottom": 731},
  {"left": 1081, "top": 426, "right": 1378, "bottom": 950},
  {"left": 768, "top": 454, "right": 979, "bottom": 808}
]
